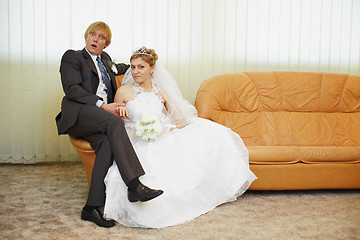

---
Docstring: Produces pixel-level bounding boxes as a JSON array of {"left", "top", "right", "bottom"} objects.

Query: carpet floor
[{"left": 0, "top": 163, "right": 359, "bottom": 240}]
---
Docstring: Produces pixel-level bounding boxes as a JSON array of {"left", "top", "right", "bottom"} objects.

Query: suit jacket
[{"left": 55, "top": 48, "right": 129, "bottom": 135}]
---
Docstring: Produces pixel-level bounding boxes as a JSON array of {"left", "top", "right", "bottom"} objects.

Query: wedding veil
[{"left": 121, "top": 64, "right": 198, "bottom": 126}]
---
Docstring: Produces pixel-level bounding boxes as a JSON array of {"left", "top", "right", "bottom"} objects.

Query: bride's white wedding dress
[{"left": 103, "top": 84, "right": 257, "bottom": 228}]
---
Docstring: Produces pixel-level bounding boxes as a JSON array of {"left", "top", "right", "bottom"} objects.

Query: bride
[{"left": 103, "top": 47, "right": 257, "bottom": 228}]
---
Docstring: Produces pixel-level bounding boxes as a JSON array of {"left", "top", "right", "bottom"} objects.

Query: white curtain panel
[{"left": 1, "top": 0, "right": 359, "bottom": 163}]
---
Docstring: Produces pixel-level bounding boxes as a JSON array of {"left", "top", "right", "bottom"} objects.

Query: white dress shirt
[{"left": 85, "top": 48, "right": 108, "bottom": 107}]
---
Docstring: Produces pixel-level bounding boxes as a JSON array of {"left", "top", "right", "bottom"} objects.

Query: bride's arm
[
  {"left": 114, "top": 85, "right": 133, "bottom": 119},
  {"left": 164, "top": 100, "right": 188, "bottom": 130}
]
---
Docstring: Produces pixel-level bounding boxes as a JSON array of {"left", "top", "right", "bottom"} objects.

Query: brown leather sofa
[{"left": 195, "top": 71, "right": 360, "bottom": 190}]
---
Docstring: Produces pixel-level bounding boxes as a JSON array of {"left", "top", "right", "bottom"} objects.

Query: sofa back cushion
[{"left": 195, "top": 72, "right": 360, "bottom": 146}]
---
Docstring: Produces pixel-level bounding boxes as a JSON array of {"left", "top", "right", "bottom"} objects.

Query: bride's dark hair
[{"left": 130, "top": 46, "right": 158, "bottom": 66}]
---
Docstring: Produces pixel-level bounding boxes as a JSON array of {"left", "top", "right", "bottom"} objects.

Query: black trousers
[{"left": 68, "top": 104, "right": 145, "bottom": 206}]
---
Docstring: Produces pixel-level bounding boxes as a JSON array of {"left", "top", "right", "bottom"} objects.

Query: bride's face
[{"left": 130, "top": 57, "right": 155, "bottom": 84}]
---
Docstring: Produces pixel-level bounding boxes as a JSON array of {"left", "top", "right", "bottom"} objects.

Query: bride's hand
[
  {"left": 116, "top": 105, "right": 130, "bottom": 119},
  {"left": 169, "top": 124, "right": 187, "bottom": 131}
]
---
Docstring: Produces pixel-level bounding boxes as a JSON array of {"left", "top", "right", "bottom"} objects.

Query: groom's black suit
[{"left": 55, "top": 48, "right": 145, "bottom": 206}]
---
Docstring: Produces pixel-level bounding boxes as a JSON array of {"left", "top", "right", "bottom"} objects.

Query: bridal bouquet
[{"left": 135, "top": 113, "right": 163, "bottom": 141}]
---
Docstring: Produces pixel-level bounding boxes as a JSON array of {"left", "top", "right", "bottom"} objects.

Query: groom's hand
[{"left": 101, "top": 103, "right": 124, "bottom": 116}]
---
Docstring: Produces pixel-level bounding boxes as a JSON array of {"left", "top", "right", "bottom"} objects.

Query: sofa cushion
[{"left": 248, "top": 146, "right": 360, "bottom": 164}]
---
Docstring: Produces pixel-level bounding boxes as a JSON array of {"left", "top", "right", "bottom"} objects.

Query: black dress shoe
[
  {"left": 81, "top": 207, "right": 115, "bottom": 228},
  {"left": 128, "top": 183, "right": 164, "bottom": 202}
]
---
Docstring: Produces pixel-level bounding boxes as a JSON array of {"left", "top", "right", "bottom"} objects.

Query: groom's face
[{"left": 85, "top": 30, "right": 108, "bottom": 56}]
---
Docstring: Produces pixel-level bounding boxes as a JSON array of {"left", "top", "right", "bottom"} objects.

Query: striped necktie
[{"left": 96, "top": 56, "right": 113, "bottom": 103}]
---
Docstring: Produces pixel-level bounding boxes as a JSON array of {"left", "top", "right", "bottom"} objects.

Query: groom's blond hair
[{"left": 84, "top": 21, "right": 112, "bottom": 46}]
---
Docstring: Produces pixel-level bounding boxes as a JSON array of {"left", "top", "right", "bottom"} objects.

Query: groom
[{"left": 55, "top": 21, "right": 163, "bottom": 228}]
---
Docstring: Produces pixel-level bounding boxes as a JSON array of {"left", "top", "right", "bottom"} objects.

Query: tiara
[{"left": 132, "top": 47, "right": 153, "bottom": 57}]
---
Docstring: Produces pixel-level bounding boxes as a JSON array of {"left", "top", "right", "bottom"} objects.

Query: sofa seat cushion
[
  {"left": 248, "top": 146, "right": 360, "bottom": 164},
  {"left": 69, "top": 136, "right": 93, "bottom": 152}
]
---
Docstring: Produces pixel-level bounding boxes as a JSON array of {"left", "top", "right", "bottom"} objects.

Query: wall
[{"left": 1, "top": 0, "right": 359, "bottom": 163}]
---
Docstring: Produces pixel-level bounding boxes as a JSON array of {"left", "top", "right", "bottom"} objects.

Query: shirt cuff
[{"left": 96, "top": 100, "right": 104, "bottom": 108}]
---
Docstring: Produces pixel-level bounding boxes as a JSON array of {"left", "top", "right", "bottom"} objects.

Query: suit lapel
[
  {"left": 82, "top": 48, "right": 98, "bottom": 76},
  {"left": 82, "top": 48, "right": 100, "bottom": 93},
  {"left": 81, "top": 49, "right": 117, "bottom": 101}
]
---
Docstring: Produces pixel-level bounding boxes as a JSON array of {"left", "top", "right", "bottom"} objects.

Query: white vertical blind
[{"left": 1, "top": 0, "right": 359, "bottom": 163}]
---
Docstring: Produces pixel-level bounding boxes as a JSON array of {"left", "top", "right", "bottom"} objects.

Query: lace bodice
[
  {"left": 124, "top": 83, "right": 172, "bottom": 139},
  {"left": 125, "top": 83, "right": 165, "bottom": 119}
]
